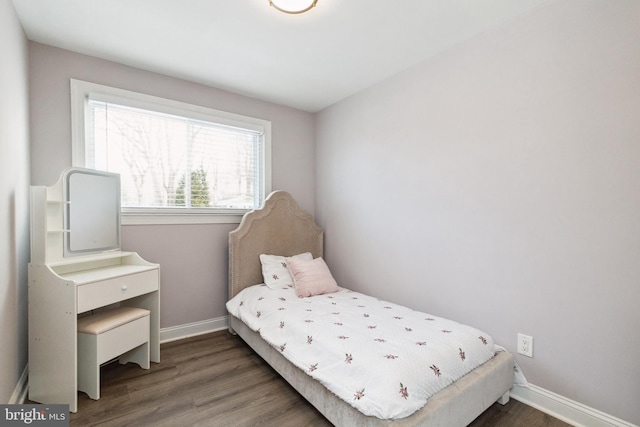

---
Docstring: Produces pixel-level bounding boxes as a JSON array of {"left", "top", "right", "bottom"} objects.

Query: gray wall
[
  {"left": 315, "top": 0, "right": 640, "bottom": 424},
  {"left": 15, "top": 1, "right": 640, "bottom": 424},
  {"left": 28, "top": 43, "right": 316, "bottom": 328},
  {"left": 0, "top": 0, "right": 30, "bottom": 404}
]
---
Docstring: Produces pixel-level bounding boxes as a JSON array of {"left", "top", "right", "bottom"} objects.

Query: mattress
[{"left": 227, "top": 284, "right": 499, "bottom": 420}]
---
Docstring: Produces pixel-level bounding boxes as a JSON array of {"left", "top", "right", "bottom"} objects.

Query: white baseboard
[
  {"left": 159, "top": 315, "right": 229, "bottom": 343},
  {"left": 510, "top": 384, "right": 637, "bottom": 427},
  {"left": 10, "top": 365, "right": 29, "bottom": 404}
]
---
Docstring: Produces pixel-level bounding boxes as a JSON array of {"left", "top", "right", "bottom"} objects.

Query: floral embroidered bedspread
[{"left": 226, "top": 285, "right": 496, "bottom": 420}]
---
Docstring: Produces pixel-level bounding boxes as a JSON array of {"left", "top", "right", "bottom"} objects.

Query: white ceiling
[{"left": 12, "top": 0, "right": 549, "bottom": 112}]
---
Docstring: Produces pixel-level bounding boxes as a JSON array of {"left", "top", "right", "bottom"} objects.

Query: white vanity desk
[{"left": 28, "top": 168, "right": 160, "bottom": 413}]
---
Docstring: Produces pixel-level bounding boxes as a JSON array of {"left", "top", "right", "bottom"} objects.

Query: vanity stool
[{"left": 77, "top": 306, "right": 151, "bottom": 400}]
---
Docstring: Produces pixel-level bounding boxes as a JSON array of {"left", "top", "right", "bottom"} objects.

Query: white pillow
[{"left": 260, "top": 252, "right": 313, "bottom": 289}]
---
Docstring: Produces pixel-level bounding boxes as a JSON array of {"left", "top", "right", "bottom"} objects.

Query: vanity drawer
[{"left": 77, "top": 269, "right": 158, "bottom": 313}]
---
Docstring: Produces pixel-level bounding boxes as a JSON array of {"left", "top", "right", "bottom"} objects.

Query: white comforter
[{"left": 226, "top": 285, "right": 496, "bottom": 420}]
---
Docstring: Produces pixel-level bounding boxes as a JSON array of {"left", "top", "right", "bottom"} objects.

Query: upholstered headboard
[{"left": 228, "top": 191, "right": 323, "bottom": 300}]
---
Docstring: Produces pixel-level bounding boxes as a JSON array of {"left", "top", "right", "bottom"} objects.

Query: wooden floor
[{"left": 61, "top": 331, "right": 571, "bottom": 427}]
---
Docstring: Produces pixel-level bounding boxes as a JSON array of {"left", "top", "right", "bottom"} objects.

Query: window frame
[{"left": 70, "top": 79, "right": 271, "bottom": 225}]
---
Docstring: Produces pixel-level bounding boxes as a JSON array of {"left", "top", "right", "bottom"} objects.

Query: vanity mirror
[{"left": 63, "top": 168, "right": 121, "bottom": 257}]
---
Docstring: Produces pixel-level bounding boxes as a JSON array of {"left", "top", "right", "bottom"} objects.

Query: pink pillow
[{"left": 287, "top": 257, "right": 338, "bottom": 298}]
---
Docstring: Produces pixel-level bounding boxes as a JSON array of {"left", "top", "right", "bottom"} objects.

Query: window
[{"left": 71, "top": 79, "right": 271, "bottom": 224}]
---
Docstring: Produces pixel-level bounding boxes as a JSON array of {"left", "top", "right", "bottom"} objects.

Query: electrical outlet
[{"left": 517, "top": 333, "right": 533, "bottom": 357}]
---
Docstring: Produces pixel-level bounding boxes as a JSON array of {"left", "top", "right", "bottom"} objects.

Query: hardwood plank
[
  {"left": 468, "top": 397, "right": 570, "bottom": 427},
  {"left": 29, "top": 330, "right": 570, "bottom": 426}
]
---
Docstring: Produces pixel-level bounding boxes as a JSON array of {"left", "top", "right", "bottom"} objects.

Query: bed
[{"left": 227, "top": 190, "right": 514, "bottom": 427}]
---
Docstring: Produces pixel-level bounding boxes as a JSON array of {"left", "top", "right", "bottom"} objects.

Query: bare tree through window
[{"left": 88, "top": 100, "right": 263, "bottom": 211}]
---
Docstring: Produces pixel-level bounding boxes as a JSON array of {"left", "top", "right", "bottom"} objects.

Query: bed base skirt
[{"left": 229, "top": 315, "right": 514, "bottom": 427}]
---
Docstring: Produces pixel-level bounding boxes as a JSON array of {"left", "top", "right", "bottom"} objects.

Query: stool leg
[
  {"left": 78, "top": 333, "right": 101, "bottom": 400},
  {"left": 119, "top": 342, "right": 150, "bottom": 370}
]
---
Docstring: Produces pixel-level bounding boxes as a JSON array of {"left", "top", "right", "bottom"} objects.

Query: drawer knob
[{"left": 121, "top": 285, "right": 128, "bottom": 291}]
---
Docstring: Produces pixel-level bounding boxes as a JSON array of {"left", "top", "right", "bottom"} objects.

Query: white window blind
[{"left": 71, "top": 79, "right": 271, "bottom": 224}]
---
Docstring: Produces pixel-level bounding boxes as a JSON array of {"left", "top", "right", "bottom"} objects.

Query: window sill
[{"left": 121, "top": 212, "right": 245, "bottom": 225}]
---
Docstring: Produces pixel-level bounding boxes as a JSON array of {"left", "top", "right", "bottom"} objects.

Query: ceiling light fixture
[{"left": 269, "top": 0, "right": 318, "bottom": 14}]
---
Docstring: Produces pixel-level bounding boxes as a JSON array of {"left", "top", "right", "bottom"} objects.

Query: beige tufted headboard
[{"left": 228, "top": 191, "right": 323, "bottom": 300}]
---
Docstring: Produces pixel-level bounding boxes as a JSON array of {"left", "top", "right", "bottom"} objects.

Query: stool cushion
[{"left": 78, "top": 307, "right": 150, "bottom": 335}]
